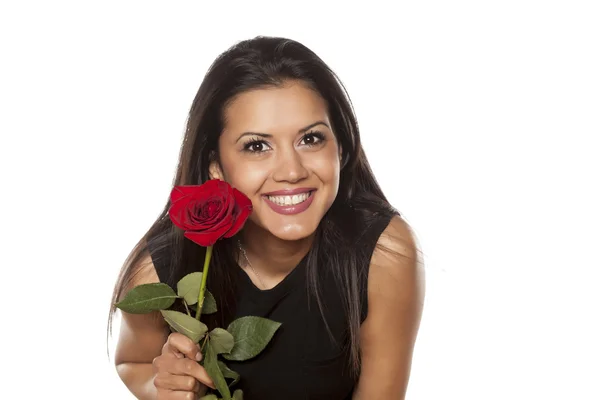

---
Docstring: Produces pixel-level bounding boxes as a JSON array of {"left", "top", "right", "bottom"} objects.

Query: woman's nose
[{"left": 272, "top": 149, "right": 309, "bottom": 183}]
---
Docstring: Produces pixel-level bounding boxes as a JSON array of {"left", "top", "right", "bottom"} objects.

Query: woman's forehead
[{"left": 222, "top": 82, "right": 330, "bottom": 136}]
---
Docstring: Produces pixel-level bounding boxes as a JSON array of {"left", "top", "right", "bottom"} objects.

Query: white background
[{"left": 1, "top": 1, "right": 599, "bottom": 399}]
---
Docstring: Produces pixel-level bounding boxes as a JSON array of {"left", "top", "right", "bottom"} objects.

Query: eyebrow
[{"left": 235, "top": 121, "right": 330, "bottom": 143}]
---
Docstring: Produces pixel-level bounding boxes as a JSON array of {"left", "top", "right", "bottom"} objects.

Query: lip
[
  {"left": 263, "top": 187, "right": 316, "bottom": 196},
  {"left": 262, "top": 190, "right": 316, "bottom": 215}
]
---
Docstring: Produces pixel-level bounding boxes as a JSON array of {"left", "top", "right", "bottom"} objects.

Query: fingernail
[{"left": 196, "top": 352, "right": 202, "bottom": 361}]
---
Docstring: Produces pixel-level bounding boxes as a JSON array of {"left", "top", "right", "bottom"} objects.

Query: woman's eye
[
  {"left": 250, "top": 142, "right": 265, "bottom": 152},
  {"left": 301, "top": 132, "right": 325, "bottom": 146},
  {"left": 243, "top": 140, "right": 269, "bottom": 153}
]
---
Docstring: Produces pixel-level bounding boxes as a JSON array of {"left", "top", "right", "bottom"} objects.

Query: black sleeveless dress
[{"left": 149, "top": 211, "right": 395, "bottom": 400}]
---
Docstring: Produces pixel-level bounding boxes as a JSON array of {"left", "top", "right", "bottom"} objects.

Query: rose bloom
[{"left": 168, "top": 179, "right": 253, "bottom": 247}]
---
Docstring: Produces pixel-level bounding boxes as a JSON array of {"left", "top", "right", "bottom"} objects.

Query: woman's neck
[{"left": 238, "top": 223, "right": 314, "bottom": 279}]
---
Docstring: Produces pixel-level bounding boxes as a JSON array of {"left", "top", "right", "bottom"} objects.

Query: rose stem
[{"left": 196, "top": 245, "right": 213, "bottom": 320}]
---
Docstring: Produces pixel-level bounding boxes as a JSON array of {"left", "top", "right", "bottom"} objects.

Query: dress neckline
[{"left": 234, "top": 252, "right": 309, "bottom": 301}]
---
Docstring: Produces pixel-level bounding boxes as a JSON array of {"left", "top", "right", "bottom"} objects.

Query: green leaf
[
  {"left": 204, "top": 341, "right": 232, "bottom": 400},
  {"left": 209, "top": 328, "right": 234, "bottom": 355},
  {"left": 223, "top": 316, "right": 282, "bottom": 361},
  {"left": 189, "top": 290, "right": 217, "bottom": 314},
  {"left": 199, "top": 395, "right": 218, "bottom": 400},
  {"left": 177, "top": 272, "right": 202, "bottom": 305},
  {"left": 115, "top": 283, "right": 177, "bottom": 314},
  {"left": 202, "top": 290, "right": 217, "bottom": 314},
  {"left": 233, "top": 389, "right": 243, "bottom": 400},
  {"left": 159, "top": 310, "right": 208, "bottom": 344},
  {"left": 218, "top": 361, "right": 239, "bottom": 387}
]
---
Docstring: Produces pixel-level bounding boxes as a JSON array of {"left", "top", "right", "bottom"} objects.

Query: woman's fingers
[
  {"left": 153, "top": 353, "right": 216, "bottom": 390},
  {"left": 154, "top": 372, "right": 201, "bottom": 392},
  {"left": 154, "top": 332, "right": 216, "bottom": 391},
  {"left": 163, "top": 332, "right": 202, "bottom": 361},
  {"left": 171, "top": 358, "right": 216, "bottom": 389},
  {"left": 156, "top": 388, "right": 199, "bottom": 400}
]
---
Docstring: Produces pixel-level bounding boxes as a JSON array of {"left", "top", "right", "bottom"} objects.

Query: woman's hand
[{"left": 152, "top": 332, "right": 216, "bottom": 399}]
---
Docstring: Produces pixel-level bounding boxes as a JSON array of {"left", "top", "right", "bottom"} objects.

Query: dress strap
[{"left": 359, "top": 211, "right": 397, "bottom": 323}]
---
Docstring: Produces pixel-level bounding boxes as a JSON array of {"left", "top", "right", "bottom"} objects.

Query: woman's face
[{"left": 210, "top": 81, "right": 341, "bottom": 241}]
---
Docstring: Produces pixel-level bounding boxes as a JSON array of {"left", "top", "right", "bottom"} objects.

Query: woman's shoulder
[
  {"left": 349, "top": 211, "right": 418, "bottom": 317},
  {"left": 370, "top": 214, "right": 420, "bottom": 270},
  {"left": 356, "top": 215, "right": 425, "bottom": 396},
  {"left": 376, "top": 215, "right": 418, "bottom": 256},
  {"left": 368, "top": 214, "right": 422, "bottom": 296}
]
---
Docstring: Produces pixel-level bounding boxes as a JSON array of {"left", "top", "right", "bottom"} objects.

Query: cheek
[
  {"left": 219, "top": 155, "right": 268, "bottom": 194},
  {"left": 307, "top": 147, "right": 341, "bottom": 183}
]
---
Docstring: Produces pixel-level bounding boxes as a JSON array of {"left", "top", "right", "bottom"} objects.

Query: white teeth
[{"left": 267, "top": 192, "right": 310, "bottom": 206}]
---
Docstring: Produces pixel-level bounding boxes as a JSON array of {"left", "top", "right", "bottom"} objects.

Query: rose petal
[
  {"left": 184, "top": 231, "right": 218, "bottom": 247},
  {"left": 202, "top": 179, "right": 224, "bottom": 194},
  {"left": 184, "top": 219, "right": 232, "bottom": 247},
  {"left": 170, "top": 187, "right": 208, "bottom": 230},
  {"left": 169, "top": 186, "right": 189, "bottom": 204},
  {"left": 204, "top": 197, "right": 228, "bottom": 225},
  {"left": 169, "top": 201, "right": 194, "bottom": 230},
  {"left": 169, "top": 180, "right": 247, "bottom": 245},
  {"left": 171, "top": 180, "right": 223, "bottom": 202},
  {"left": 170, "top": 185, "right": 205, "bottom": 203},
  {"left": 232, "top": 187, "right": 253, "bottom": 210},
  {"left": 224, "top": 188, "right": 253, "bottom": 238},
  {"left": 195, "top": 184, "right": 233, "bottom": 228},
  {"left": 169, "top": 181, "right": 225, "bottom": 227},
  {"left": 224, "top": 183, "right": 236, "bottom": 213}
]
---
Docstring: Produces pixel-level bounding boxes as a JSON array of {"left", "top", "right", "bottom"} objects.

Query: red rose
[{"left": 168, "top": 179, "right": 253, "bottom": 247}]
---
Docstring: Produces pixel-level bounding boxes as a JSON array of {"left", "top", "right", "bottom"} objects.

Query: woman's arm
[
  {"left": 353, "top": 216, "right": 426, "bottom": 400},
  {"left": 114, "top": 253, "right": 169, "bottom": 399}
]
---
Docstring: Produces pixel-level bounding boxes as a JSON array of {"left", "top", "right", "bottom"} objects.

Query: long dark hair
[{"left": 108, "top": 36, "right": 398, "bottom": 377}]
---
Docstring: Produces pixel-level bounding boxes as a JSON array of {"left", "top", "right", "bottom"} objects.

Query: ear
[{"left": 208, "top": 154, "right": 224, "bottom": 181}]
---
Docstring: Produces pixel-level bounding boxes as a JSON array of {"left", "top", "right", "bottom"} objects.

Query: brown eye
[
  {"left": 301, "top": 131, "right": 325, "bottom": 147},
  {"left": 242, "top": 138, "right": 271, "bottom": 153},
  {"left": 250, "top": 142, "right": 265, "bottom": 152}
]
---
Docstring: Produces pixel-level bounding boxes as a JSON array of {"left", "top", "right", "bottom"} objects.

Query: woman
[{"left": 109, "top": 36, "right": 425, "bottom": 400}]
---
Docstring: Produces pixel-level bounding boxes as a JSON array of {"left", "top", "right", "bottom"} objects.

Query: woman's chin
[
  {"left": 275, "top": 232, "right": 312, "bottom": 242},
  {"left": 264, "top": 222, "right": 317, "bottom": 242},
  {"left": 246, "top": 214, "right": 319, "bottom": 242},
  {"left": 264, "top": 226, "right": 311, "bottom": 242}
]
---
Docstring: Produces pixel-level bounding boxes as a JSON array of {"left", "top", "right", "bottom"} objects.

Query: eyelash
[{"left": 242, "top": 131, "right": 326, "bottom": 153}]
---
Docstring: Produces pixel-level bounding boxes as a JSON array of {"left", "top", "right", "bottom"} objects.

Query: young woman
[{"left": 109, "top": 36, "right": 425, "bottom": 400}]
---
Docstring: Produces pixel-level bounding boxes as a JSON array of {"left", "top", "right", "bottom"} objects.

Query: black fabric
[{"left": 149, "top": 211, "right": 395, "bottom": 399}]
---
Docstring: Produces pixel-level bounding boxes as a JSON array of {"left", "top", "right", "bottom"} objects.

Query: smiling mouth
[{"left": 264, "top": 191, "right": 314, "bottom": 206}]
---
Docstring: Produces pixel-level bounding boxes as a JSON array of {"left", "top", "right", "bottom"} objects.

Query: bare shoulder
[
  {"left": 370, "top": 215, "right": 423, "bottom": 280},
  {"left": 354, "top": 215, "right": 425, "bottom": 399},
  {"left": 371, "top": 215, "right": 420, "bottom": 268},
  {"left": 366, "top": 214, "right": 425, "bottom": 317}
]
